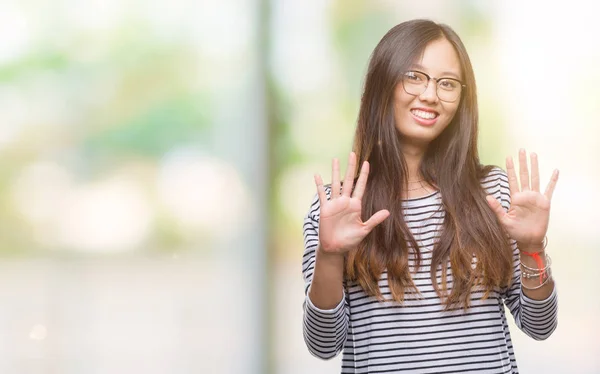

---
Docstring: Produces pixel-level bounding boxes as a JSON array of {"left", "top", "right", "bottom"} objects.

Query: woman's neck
[
  {"left": 402, "top": 144, "right": 426, "bottom": 181},
  {"left": 400, "top": 143, "right": 437, "bottom": 199}
]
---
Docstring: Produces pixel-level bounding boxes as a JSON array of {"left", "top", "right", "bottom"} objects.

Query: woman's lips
[{"left": 410, "top": 109, "right": 439, "bottom": 126}]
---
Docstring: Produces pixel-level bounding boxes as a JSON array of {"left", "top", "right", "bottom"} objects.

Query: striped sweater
[{"left": 301, "top": 168, "right": 558, "bottom": 373}]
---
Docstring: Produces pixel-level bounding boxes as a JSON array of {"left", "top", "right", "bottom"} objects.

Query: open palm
[
  {"left": 315, "top": 152, "right": 390, "bottom": 254},
  {"left": 486, "top": 150, "right": 559, "bottom": 251}
]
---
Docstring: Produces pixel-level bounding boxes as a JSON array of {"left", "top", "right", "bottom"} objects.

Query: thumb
[
  {"left": 485, "top": 195, "right": 506, "bottom": 222},
  {"left": 363, "top": 209, "right": 390, "bottom": 232}
]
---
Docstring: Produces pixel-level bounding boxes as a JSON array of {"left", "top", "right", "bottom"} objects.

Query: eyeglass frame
[{"left": 401, "top": 70, "right": 467, "bottom": 103}]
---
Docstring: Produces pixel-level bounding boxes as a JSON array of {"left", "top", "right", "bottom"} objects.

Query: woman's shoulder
[
  {"left": 480, "top": 166, "right": 508, "bottom": 185},
  {"left": 480, "top": 165, "right": 511, "bottom": 200}
]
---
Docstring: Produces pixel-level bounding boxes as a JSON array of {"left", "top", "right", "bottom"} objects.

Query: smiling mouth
[{"left": 410, "top": 109, "right": 439, "bottom": 120}]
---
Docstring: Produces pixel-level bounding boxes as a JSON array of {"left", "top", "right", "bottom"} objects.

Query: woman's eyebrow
[{"left": 410, "top": 63, "right": 461, "bottom": 80}]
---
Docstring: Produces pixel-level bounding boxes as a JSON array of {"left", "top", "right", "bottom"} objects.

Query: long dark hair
[{"left": 346, "top": 19, "right": 513, "bottom": 309}]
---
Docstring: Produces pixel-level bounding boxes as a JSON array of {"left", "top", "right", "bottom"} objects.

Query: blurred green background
[{"left": 0, "top": 0, "right": 598, "bottom": 373}]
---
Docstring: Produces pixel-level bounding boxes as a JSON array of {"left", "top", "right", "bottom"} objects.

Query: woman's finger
[
  {"left": 530, "top": 152, "right": 540, "bottom": 192},
  {"left": 331, "top": 158, "right": 341, "bottom": 199},
  {"left": 363, "top": 209, "right": 390, "bottom": 232},
  {"left": 314, "top": 174, "right": 327, "bottom": 204},
  {"left": 486, "top": 195, "right": 506, "bottom": 223},
  {"left": 342, "top": 152, "right": 357, "bottom": 197},
  {"left": 352, "top": 161, "right": 369, "bottom": 200},
  {"left": 506, "top": 156, "right": 519, "bottom": 195},
  {"left": 519, "top": 149, "right": 530, "bottom": 191},
  {"left": 544, "top": 169, "right": 559, "bottom": 201}
]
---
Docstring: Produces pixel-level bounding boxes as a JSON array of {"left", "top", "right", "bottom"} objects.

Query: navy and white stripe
[{"left": 302, "top": 168, "right": 558, "bottom": 373}]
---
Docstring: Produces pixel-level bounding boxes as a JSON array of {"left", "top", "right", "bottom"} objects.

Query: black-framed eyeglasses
[{"left": 401, "top": 70, "right": 466, "bottom": 103}]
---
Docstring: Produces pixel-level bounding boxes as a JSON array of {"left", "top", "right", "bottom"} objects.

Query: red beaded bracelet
[{"left": 520, "top": 236, "right": 549, "bottom": 286}]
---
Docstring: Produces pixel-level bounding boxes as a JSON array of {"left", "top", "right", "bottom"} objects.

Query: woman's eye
[
  {"left": 439, "top": 79, "right": 457, "bottom": 89},
  {"left": 406, "top": 73, "right": 421, "bottom": 81}
]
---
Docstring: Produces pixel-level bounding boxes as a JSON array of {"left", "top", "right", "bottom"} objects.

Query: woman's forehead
[{"left": 410, "top": 39, "right": 462, "bottom": 79}]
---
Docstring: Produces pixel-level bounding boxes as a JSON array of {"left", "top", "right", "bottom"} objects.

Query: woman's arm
[
  {"left": 301, "top": 192, "right": 349, "bottom": 359},
  {"left": 503, "top": 239, "right": 558, "bottom": 340},
  {"left": 518, "top": 242, "right": 554, "bottom": 300},
  {"left": 484, "top": 161, "right": 558, "bottom": 340},
  {"left": 308, "top": 245, "right": 345, "bottom": 309},
  {"left": 302, "top": 153, "right": 390, "bottom": 358}
]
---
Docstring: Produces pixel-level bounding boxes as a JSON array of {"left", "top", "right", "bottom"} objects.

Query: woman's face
[{"left": 393, "top": 38, "right": 463, "bottom": 148}]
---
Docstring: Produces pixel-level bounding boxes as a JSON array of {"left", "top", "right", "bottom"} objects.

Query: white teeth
[{"left": 411, "top": 109, "right": 437, "bottom": 119}]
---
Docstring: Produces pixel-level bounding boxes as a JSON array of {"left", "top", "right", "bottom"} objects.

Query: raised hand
[
  {"left": 314, "top": 152, "right": 390, "bottom": 254},
  {"left": 485, "top": 149, "right": 559, "bottom": 252}
]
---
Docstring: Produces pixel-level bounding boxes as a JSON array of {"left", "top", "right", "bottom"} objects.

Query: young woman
[{"left": 302, "top": 19, "right": 559, "bottom": 373}]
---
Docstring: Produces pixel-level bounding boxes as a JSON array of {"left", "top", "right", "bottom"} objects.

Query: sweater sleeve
[
  {"left": 483, "top": 167, "right": 558, "bottom": 340},
  {"left": 301, "top": 189, "right": 350, "bottom": 359}
]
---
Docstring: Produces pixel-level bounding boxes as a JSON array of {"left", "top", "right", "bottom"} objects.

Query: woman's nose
[{"left": 419, "top": 80, "right": 439, "bottom": 103}]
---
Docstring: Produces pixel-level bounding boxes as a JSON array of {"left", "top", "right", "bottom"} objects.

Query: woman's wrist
[
  {"left": 316, "top": 244, "right": 346, "bottom": 264},
  {"left": 520, "top": 252, "right": 550, "bottom": 284},
  {"left": 519, "top": 236, "right": 554, "bottom": 295},
  {"left": 518, "top": 236, "right": 548, "bottom": 253}
]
